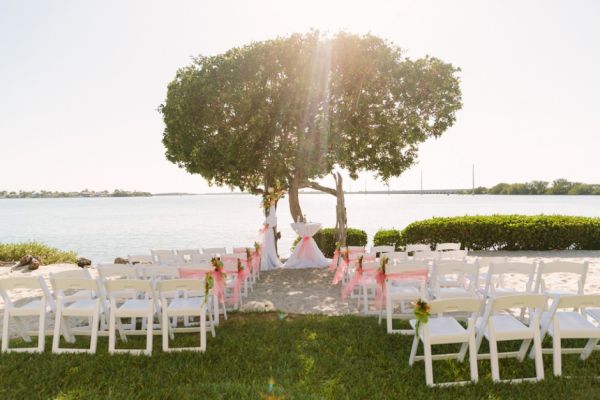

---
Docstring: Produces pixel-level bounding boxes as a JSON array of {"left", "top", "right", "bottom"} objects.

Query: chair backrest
[
  {"left": 406, "top": 244, "right": 431, "bottom": 253},
  {"left": 105, "top": 279, "right": 153, "bottom": 297},
  {"left": 97, "top": 264, "right": 137, "bottom": 280},
  {"left": 179, "top": 267, "right": 212, "bottom": 279},
  {"left": 429, "top": 297, "right": 482, "bottom": 315},
  {"left": 437, "top": 250, "right": 468, "bottom": 261},
  {"left": 202, "top": 247, "right": 226, "bottom": 256},
  {"left": 484, "top": 262, "right": 536, "bottom": 295},
  {"left": 489, "top": 293, "right": 547, "bottom": 313},
  {"left": 151, "top": 250, "right": 178, "bottom": 266},
  {"left": 52, "top": 277, "right": 99, "bottom": 294},
  {"left": 220, "top": 254, "right": 243, "bottom": 271},
  {"left": 556, "top": 294, "right": 600, "bottom": 310},
  {"left": 157, "top": 278, "right": 204, "bottom": 295},
  {"left": 49, "top": 269, "right": 92, "bottom": 291},
  {"left": 435, "top": 243, "right": 461, "bottom": 252},
  {"left": 0, "top": 276, "right": 47, "bottom": 305},
  {"left": 431, "top": 261, "right": 479, "bottom": 294},
  {"left": 127, "top": 254, "right": 154, "bottom": 265},
  {"left": 535, "top": 261, "right": 588, "bottom": 295},
  {"left": 175, "top": 249, "right": 200, "bottom": 264},
  {"left": 384, "top": 251, "right": 408, "bottom": 261},
  {"left": 189, "top": 253, "right": 212, "bottom": 264},
  {"left": 385, "top": 262, "right": 429, "bottom": 284},
  {"left": 233, "top": 247, "right": 252, "bottom": 254},
  {"left": 413, "top": 250, "right": 438, "bottom": 261},
  {"left": 135, "top": 265, "right": 179, "bottom": 280},
  {"left": 370, "top": 245, "right": 395, "bottom": 256}
]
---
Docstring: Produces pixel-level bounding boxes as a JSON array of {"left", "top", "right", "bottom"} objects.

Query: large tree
[{"left": 160, "top": 32, "right": 462, "bottom": 244}]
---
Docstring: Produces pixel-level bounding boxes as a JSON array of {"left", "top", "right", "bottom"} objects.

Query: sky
[{"left": 1, "top": 0, "right": 599, "bottom": 193}]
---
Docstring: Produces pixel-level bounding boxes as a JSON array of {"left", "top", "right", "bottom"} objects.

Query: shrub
[
  {"left": 399, "top": 215, "right": 600, "bottom": 251},
  {"left": 0, "top": 241, "right": 78, "bottom": 264},
  {"left": 298, "top": 228, "right": 368, "bottom": 257},
  {"left": 373, "top": 229, "right": 403, "bottom": 250}
]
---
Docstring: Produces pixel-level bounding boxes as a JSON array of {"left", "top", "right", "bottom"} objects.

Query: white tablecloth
[{"left": 283, "top": 222, "right": 329, "bottom": 268}]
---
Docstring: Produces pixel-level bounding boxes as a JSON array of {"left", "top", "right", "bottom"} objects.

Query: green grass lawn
[{"left": 1, "top": 312, "right": 599, "bottom": 399}]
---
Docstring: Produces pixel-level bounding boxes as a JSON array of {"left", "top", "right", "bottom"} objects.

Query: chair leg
[
  {"left": 468, "top": 333, "right": 478, "bottom": 383},
  {"left": 424, "top": 341, "right": 434, "bottom": 386},
  {"left": 581, "top": 338, "right": 598, "bottom": 360},
  {"left": 552, "top": 332, "right": 562, "bottom": 376},
  {"left": 108, "top": 310, "right": 116, "bottom": 354},
  {"left": 162, "top": 309, "right": 170, "bottom": 352},
  {"left": 90, "top": 305, "right": 100, "bottom": 354},
  {"left": 516, "top": 339, "right": 531, "bottom": 361},
  {"left": 489, "top": 335, "right": 500, "bottom": 382},
  {"left": 37, "top": 305, "right": 46, "bottom": 353},
  {"left": 2, "top": 309, "right": 10, "bottom": 352},
  {"left": 13, "top": 316, "right": 31, "bottom": 342},
  {"left": 386, "top": 297, "right": 393, "bottom": 334},
  {"left": 409, "top": 334, "right": 419, "bottom": 366},
  {"left": 532, "top": 328, "right": 544, "bottom": 381},
  {"left": 200, "top": 305, "right": 207, "bottom": 352},
  {"left": 52, "top": 303, "right": 62, "bottom": 353},
  {"left": 145, "top": 309, "right": 153, "bottom": 355}
]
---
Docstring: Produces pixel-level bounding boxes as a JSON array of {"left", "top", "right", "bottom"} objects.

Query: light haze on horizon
[{"left": 1, "top": 0, "right": 599, "bottom": 193}]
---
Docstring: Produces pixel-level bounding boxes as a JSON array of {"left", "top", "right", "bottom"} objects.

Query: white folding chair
[
  {"left": 0, "top": 277, "right": 50, "bottom": 353},
  {"left": 106, "top": 279, "right": 155, "bottom": 355},
  {"left": 384, "top": 251, "right": 408, "bottom": 262},
  {"left": 408, "top": 297, "right": 480, "bottom": 387},
  {"left": 538, "top": 294, "right": 600, "bottom": 376},
  {"left": 474, "top": 257, "right": 508, "bottom": 290},
  {"left": 435, "top": 243, "right": 461, "bottom": 252},
  {"left": 383, "top": 262, "right": 429, "bottom": 334},
  {"left": 96, "top": 264, "right": 138, "bottom": 329},
  {"left": 151, "top": 250, "right": 178, "bottom": 266},
  {"left": 430, "top": 261, "right": 479, "bottom": 299},
  {"left": 482, "top": 262, "right": 536, "bottom": 298},
  {"left": 406, "top": 244, "right": 431, "bottom": 254},
  {"left": 179, "top": 267, "right": 223, "bottom": 327},
  {"left": 475, "top": 294, "right": 546, "bottom": 383},
  {"left": 436, "top": 250, "right": 468, "bottom": 261},
  {"left": 158, "top": 279, "right": 207, "bottom": 352},
  {"left": 202, "top": 247, "right": 227, "bottom": 257},
  {"left": 51, "top": 277, "right": 101, "bottom": 354},
  {"left": 413, "top": 250, "right": 438, "bottom": 261},
  {"left": 535, "top": 261, "right": 588, "bottom": 297},
  {"left": 49, "top": 269, "right": 94, "bottom": 310},
  {"left": 370, "top": 245, "right": 395, "bottom": 257}
]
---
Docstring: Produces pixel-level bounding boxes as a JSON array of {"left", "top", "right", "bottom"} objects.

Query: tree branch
[{"left": 303, "top": 181, "right": 338, "bottom": 196}]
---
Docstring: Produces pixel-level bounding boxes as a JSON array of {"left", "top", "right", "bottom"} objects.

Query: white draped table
[{"left": 283, "top": 222, "right": 329, "bottom": 268}]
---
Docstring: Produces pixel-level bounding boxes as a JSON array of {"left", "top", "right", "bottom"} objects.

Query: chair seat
[
  {"left": 410, "top": 317, "right": 468, "bottom": 344},
  {"left": 169, "top": 297, "right": 203, "bottom": 310},
  {"left": 586, "top": 309, "right": 600, "bottom": 322},
  {"left": 117, "top": 299, "right": 153, "bottom": 316},
  {"left": 548, "top": 312, "right": 600, "bottom": 338},
  {"left": 63, "top": 299, "right": 98, "bottom": 316},
  {"left": 485, "top": 315, "right": 532, "bottom": 340},
  {"left": 9, "top": 299, "right": 48, "bottom": 316}
]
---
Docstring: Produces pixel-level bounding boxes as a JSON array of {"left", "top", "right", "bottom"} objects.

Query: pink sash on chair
[
  {"left": 373, "top": 269, "right": 429, "bottom": 310},
  {"left": 179, "top": 267, "right": 225, "bottom": 303},
  {"left": 220, "top": 257, "right": 245, "bottom": 306}
]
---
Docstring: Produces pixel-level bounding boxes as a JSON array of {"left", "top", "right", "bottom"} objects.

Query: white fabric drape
[
  {"left": 260, "top": 206, "right": 283, "bottom": 270},
  {"left": 283, "top": 222, "right": 329, "bottom": 268}
]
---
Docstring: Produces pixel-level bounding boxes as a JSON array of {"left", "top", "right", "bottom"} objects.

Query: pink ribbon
[
  {"left": 374, "top": 269, "right": 428, "bottom": 310},
  {"left": 220, "top": 257, "right": 245, "bottom": 306},
  {"left": 179, "top": 267, "right": 225, "bottom": 303},
  {"left": 296, "top": 236, "right": 313, "bottom": 259},
  {"left": 330, "top": 250, "right": 340, "bottom": 271}
]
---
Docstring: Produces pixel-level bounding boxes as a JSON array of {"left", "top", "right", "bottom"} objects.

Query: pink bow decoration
[{"left": 374, "top": 269, "right": 429, "bottom": 310}]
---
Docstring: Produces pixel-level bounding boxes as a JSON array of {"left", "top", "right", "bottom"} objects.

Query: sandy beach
[{"left": 2, "top": 251, "right": 600, "bottom": 337}]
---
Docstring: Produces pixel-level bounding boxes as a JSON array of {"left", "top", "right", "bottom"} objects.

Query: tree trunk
[
  {"left": 288, "top": 178, "right": 304, "bottom": 222},
  {"left": 334, "top": 172, "right": 348, "bottom": 245}
]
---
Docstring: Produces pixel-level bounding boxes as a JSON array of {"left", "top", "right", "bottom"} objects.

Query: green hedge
[
  {"left": 0, "top": 242, "right": 78, "bottom": 264},
  {"left": 297, "top": 228, "right": 368, "bottom": 257},
  {"left": 394, "top": 215, "right": 600, "bottom": 251},
  {"left": 373, "top": 229, "right": 403, "bottom": 250}
]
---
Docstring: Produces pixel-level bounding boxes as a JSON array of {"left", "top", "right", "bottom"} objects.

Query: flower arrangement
[
  {"left": 414, "top": 299, "right": 431, "bottom": 333},
  {"left": 211, "top": 257, "right": 227, "bottom": 280},
  {"left": 356, "top": 255, "right": 364, "bottom": 270},
  {"left": 254, "top": 241, "right": 261, "bottom": 255},
  {"left": 261, "top": 186, "right": 285, "bottom": 209},
  {"left": 237, "top": 258, "right": 244, "bottom": 272},
  {"left": 378, "top": 255, "right": 389, "bottom": 274},
  {"left": 204, "top": 274, "right": 214, "bottom": 303}
]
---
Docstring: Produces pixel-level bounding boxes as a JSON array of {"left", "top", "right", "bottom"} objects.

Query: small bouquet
[
  {"left": 237, "top": 258, "right": 244, "bottom": 272},
  {"left": 211, "top": 257, "right": 226, "bottom": 280},
  {"left": 378, "top": 255, "right": 389, "bottom": 274},
  {"left": 261, "top": 186, "right": 285, "bottom": 209},
  {"left": 414, "top": 299, "right": 431, "bottom": 333},
  {"left": 254, "top": 241, "right": 261, "bottom": 254},
  {"left": 204, "top": 274, "right": 214, "bottom": 303},
  {"left": 356, "top": 255, "right": 364, "bottom": 271}
]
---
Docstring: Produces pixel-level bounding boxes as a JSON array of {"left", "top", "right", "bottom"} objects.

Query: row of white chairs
[
  {"left": 128, "top": 247, "right": 257, "bottom": 267},
  {"left": 409, "top": 294, "right": 600, "bottom": 386},
  {"left": 0, "top": 273, "right": 213, "bottom": 355}
]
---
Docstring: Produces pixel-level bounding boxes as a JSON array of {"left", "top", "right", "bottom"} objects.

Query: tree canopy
[{"left": 160, "top": 31, "right": 462, "bottom": 195}]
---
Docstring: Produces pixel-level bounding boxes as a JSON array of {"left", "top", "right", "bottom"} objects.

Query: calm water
[{"left": 1, "top": 194, "right": 599, "bottom": 263}]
